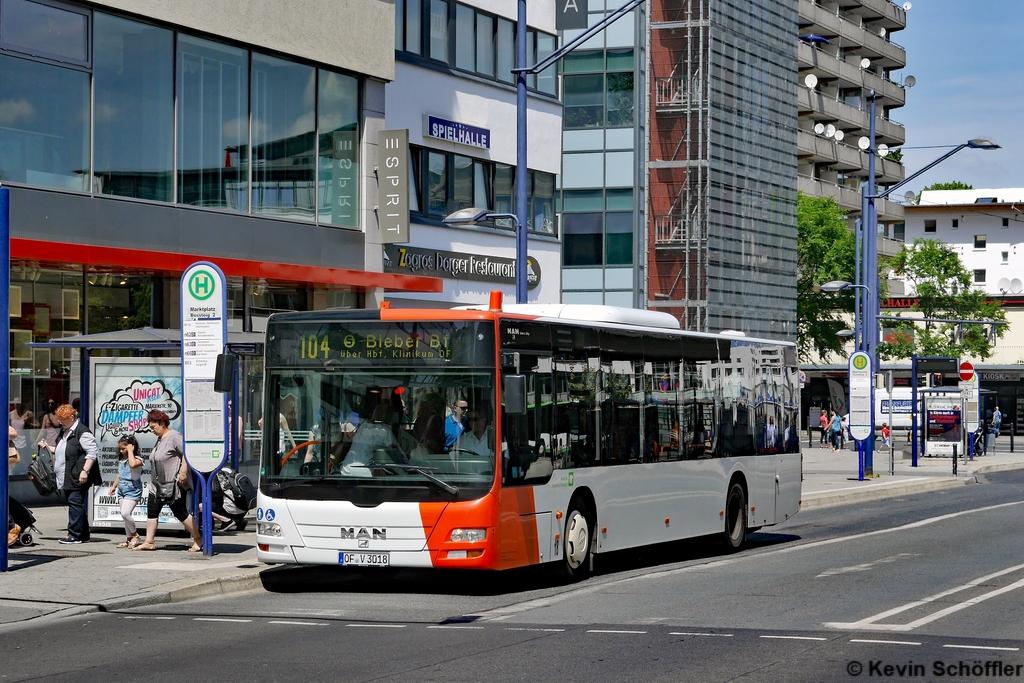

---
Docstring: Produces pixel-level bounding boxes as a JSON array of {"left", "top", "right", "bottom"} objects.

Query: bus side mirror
[
  {"left": 504, "top": 375, "right": 527, "bottom": 415},
  {"left": 214, "top": 353, "right": 236, "bottom": 393}
]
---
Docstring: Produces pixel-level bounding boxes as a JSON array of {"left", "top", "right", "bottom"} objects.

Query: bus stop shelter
[{"left": 28, "top": 327, "right": 263, "bottom": 470}]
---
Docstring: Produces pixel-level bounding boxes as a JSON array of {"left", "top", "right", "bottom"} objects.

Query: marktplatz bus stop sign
[
  {"left": 848, "top": 351, "right": 873, "bottom": 442},
  {"left": 180, "top": 262, "right": 228, "bottom": 474}
]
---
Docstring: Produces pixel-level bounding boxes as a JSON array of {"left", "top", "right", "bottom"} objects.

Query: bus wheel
[
  {"left": 723, "top": 483, "right": 747, "bottom": 552},
  {"left": 562, "top": 505, "right": 592, "bottom": 580}
]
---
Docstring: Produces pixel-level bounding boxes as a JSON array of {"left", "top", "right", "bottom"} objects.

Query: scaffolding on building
[{"left": 647, "top": 0, "right": 710, "bottom": 332}]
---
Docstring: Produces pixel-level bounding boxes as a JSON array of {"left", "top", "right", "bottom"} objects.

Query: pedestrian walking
[
  {"left": 37, "top": 404, "right": 100, "bottom": 544},
  {"left": 818, "top": 409, "right": 828, "bottom": 446},
  {"left": 108, "top": 434, "right": 144, "bottom": 548},
  {"left": 133, "top": 409, "right": 202, "bottom": 552},
  {"left": 829, "top": 410, "right": 842, "bottom": 451},
  {"left": 992, "top": 406, "right": 1002, "bottom": 444},
  {"left": 881, "top": 423, "right": 890, "bottom": 447}
]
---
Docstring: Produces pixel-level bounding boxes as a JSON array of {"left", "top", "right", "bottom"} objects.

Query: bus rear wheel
[
  {"left": 723, "top": 482, "right": 747, "bottom": 552},
  {"left": 562, "top": 505, "right": 592, "bottom": 581}
]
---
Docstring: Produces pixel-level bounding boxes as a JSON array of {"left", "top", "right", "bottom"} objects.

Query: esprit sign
[{"left": 424, "top": 116, "right": 490, "bottom": 149}]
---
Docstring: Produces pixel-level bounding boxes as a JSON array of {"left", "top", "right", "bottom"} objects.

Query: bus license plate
[{"left": 340, "top": 551, "right": 390, "bottom": 567}]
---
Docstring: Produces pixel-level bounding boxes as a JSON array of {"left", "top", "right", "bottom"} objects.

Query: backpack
[
  {"left": 27, "top": 447, "right": 57, "bottom": 497},
  {"left": 214, "top": 467, "right": 257, "bottom": 516}
]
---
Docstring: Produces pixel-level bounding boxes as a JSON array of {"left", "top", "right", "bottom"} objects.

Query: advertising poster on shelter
[
  {"left": 925, "top": 397, "right": 961, "bottom": 456},
  {"left": 89, "top": 358, "right": 185, "bottom": 528}
]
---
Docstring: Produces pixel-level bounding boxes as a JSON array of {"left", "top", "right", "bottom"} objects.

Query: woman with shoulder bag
[
  {"left": 133, "top": 410, "right": 202, "bottom": 552},
  {"left": 36, "top": 405, "right": 100, "bottom": 544}
]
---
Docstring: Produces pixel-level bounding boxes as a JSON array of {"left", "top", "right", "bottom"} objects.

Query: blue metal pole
[
  {"left": 0, "top": 187, "right": 9, "bottom": 573},
  {"left": 911, "top": 353, "right": 918, "bottom": 467},
  {"left": 230, "top": 356, "right": 240, "bottom": 471},
  {"left": 858, "top": 441, "right": 865, "bottom": 481},
  {"left": 855, "top": 214, "right": 863, "bottom": 350},
  {"left": 864, "top": 91, "right": 878, "bottom": 476},
  {"left": 515, "top": 0, "right": 528, "bottom": 304}
]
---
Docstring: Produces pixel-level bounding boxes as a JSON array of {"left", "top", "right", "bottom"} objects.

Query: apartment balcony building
[{"left": 797, "top": 0, "right": 908, "bottom": 229}]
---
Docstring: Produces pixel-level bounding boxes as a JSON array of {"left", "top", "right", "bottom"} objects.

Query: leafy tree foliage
[
  {"left": 914, "top": 180, "right": 973, "bottom": 204},
  {"left": 797, "top": 193, "right": 855, "bottom": 362},
  {"left": 879, "top": 238, "right": 1005, "bottom": 360}
]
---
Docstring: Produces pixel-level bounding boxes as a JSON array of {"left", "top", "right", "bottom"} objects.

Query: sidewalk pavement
[{"left": 2, "top": 444, "right": 1023, "bottom": 627}]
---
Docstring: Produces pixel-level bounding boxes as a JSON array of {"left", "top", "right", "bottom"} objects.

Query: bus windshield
[{"left": 261, "top": 320, "right": 496, "bottom": 503}]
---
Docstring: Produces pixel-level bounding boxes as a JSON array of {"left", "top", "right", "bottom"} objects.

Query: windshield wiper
[
  {"left": 350, "top": 463, "right": 459, "bottom": 495},
  {"left": 269, "top": 476, "right": 333, "bottom": 492}
]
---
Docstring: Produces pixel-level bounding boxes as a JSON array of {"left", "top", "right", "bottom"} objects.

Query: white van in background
[{"left": 876, "top": 388, "right": 923, "bottom": 430}]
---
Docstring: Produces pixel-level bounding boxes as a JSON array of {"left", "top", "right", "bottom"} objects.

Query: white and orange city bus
[{"left": 255, "top": 295, "right": 802, "bottom": 577}]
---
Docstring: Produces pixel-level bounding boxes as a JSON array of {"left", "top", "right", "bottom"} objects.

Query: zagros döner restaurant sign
[{"left": 384, "top": 245, "right": 540, "bottom": 289}]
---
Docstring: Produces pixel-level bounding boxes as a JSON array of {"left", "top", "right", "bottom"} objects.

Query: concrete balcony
[
  {"left": 798, "top": 43, "right": 905, "bottom": 108},
  {"left": 838, "top": 0, "right": 907, "bottom": 30},
  {"left": 798, "top": 175, "right": 905, "bottom": 223},
  {"left": 798, "top": 131, "right": 903, "bottom": 184},
  {"left": 794, "top": 0, "right": 909, "bottom": 68},
  {"left": 798, "top": 88, "right": 906, "bottom": 146}
]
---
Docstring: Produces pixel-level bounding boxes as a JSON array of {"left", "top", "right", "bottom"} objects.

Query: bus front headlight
[
  {"left": 450, "top": 528, "right": 486, "bottom": 542},
  {"left": 258, "top": 522, "right": 283, "bottom": 537}
]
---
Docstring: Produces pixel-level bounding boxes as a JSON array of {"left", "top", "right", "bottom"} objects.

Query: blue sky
[{"left": 893, "top": 0, "right": 1024, "bottom": 194}]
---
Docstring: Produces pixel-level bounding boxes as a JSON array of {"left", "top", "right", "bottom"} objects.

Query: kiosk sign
[
  {"left": 180, "top": 262, "right": 228, "bottom": 473},
  {"left": 848, "top": 351, "right": 872, "bottom": 441}
]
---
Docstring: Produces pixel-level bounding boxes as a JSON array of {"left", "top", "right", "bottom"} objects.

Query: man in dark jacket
[{"left": 38, "top": 404, "right": 100, "bottom": 543}]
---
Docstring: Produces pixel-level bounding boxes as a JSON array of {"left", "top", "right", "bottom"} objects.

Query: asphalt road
[{"left": 4, "top": 470, "right": 1024, "bottom": 682}]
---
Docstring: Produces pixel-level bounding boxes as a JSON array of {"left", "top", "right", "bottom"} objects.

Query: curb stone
[{"left": 800, "top": 476, "right": 975, "bottom": 511}]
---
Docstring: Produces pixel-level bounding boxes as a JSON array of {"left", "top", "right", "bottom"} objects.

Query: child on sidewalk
[
  {"left": 108, "top": 434, "right": 145, "bottom": 548},
  {"left": 881, "top": 423, "right": 890, "bottom": 447}
]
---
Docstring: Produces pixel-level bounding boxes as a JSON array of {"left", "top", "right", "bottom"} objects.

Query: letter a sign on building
[
  {"left": 180, "top": 262, "right": 228, "bottom": 474},
  {"left": 556, "top": 0, "right": 589, "bottom": 30}
]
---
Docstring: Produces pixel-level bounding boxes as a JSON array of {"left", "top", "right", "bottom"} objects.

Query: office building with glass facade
[
  {"left": 558, "top": 3, "right": 645, "bottom": 308},
  {"left": 559, "top": 0, "right": 802, "bottom": 340},
  {"left": 0, "top": 0, "right": 440, "bottom": 421},
  {"left": 384, "top": 0, "right": 563, "bottom": 306}
]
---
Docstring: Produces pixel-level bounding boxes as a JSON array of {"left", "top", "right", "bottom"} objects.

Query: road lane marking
[
  {"left": 760, "top": 635, "right": 827, "bottom": 641},
  {"left": 943, "top": 644, "right": 1019, "bottom": 652},
  {"left": 427, "top": 625, "right": 485, "bottom": 629},
  {"left": 817, "top": 553, "right": 920, "bottom": 578},
  {"left": 122, "top": 616, "right": 175, "bottom": 620},
  {"left": 587, "top": 629, "right": 647, "bottom": 634},
  {"left": 670, "top": 632, "right": 734, "bottom": 637},
  {"left": 850, "top": 639, "right": 920, "bottom": 646},
  {"left": 825, "top": 562, "right": 1024, "bottom": 631},
  {"left": 470, "top": 501, "right": 1024, "bottom": 621},
  {"left": 267, "top": 620, "right": 328, "bottom": 626},
  {"left": 346, "top": 624, "right": 407, "bottom": 628},
  {"left": 507, "top": 627, "right": 566, "bottom": 632},
  {"left": 193, "top": 617, "right": 252, "bottom": 623}
]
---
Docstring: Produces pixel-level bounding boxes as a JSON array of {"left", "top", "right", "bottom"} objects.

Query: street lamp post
[
  {"left": 0, "top": 186, "right": 8, "bottom": 573},
  {"left": 859, "top": 90, "right": 999, "bottom": 473}
]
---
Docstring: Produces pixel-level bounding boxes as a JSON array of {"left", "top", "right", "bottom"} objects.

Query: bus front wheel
[
  {"left": 723, "top": 482, "right": 747, "bottom": 552},
  {"left": 562, "top": 505, "right": 592, "bottom": 581}
]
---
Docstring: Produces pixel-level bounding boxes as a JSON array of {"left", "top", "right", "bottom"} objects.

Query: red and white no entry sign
[{"left": 959, "top": 361, "right": 975, "bottom": 382}]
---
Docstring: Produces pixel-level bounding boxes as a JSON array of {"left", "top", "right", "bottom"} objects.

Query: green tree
[
  {"left": 797, "top": 193, "right": 856, "bottom": 362},
  {"left": 914, "top": 180, "right": 973, "bottom": 204},
  {"left": 879, "top": 238, "right": 1005, "bottom": 360}
]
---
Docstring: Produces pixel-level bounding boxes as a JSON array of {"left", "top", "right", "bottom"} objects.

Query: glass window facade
[
  {"left": 410, "top": 145, "right": 554, "bottom": 234},
  {"left": 396, "top": 0, "right": 556, "bottom": 95},
  {"left": 249, "top": 53, "right": 316, "bottom": 220},
  {"left": 0, "top": 0, "right": 89, "bottom": 64},
  {"left": 177, "top": 35, "right": 249, "bottom": 210},
  {"left": 93, "top": 13, "right": 174, "bottom": 201},
  {"left": 0, "top": 2, "right": 364, "bottom": 226},
  {"left": 0, "top": 53, "right": 90, "bottom": 190},
  {"left": 317, "top": 69, "right": 360, "bottom": 227}
]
